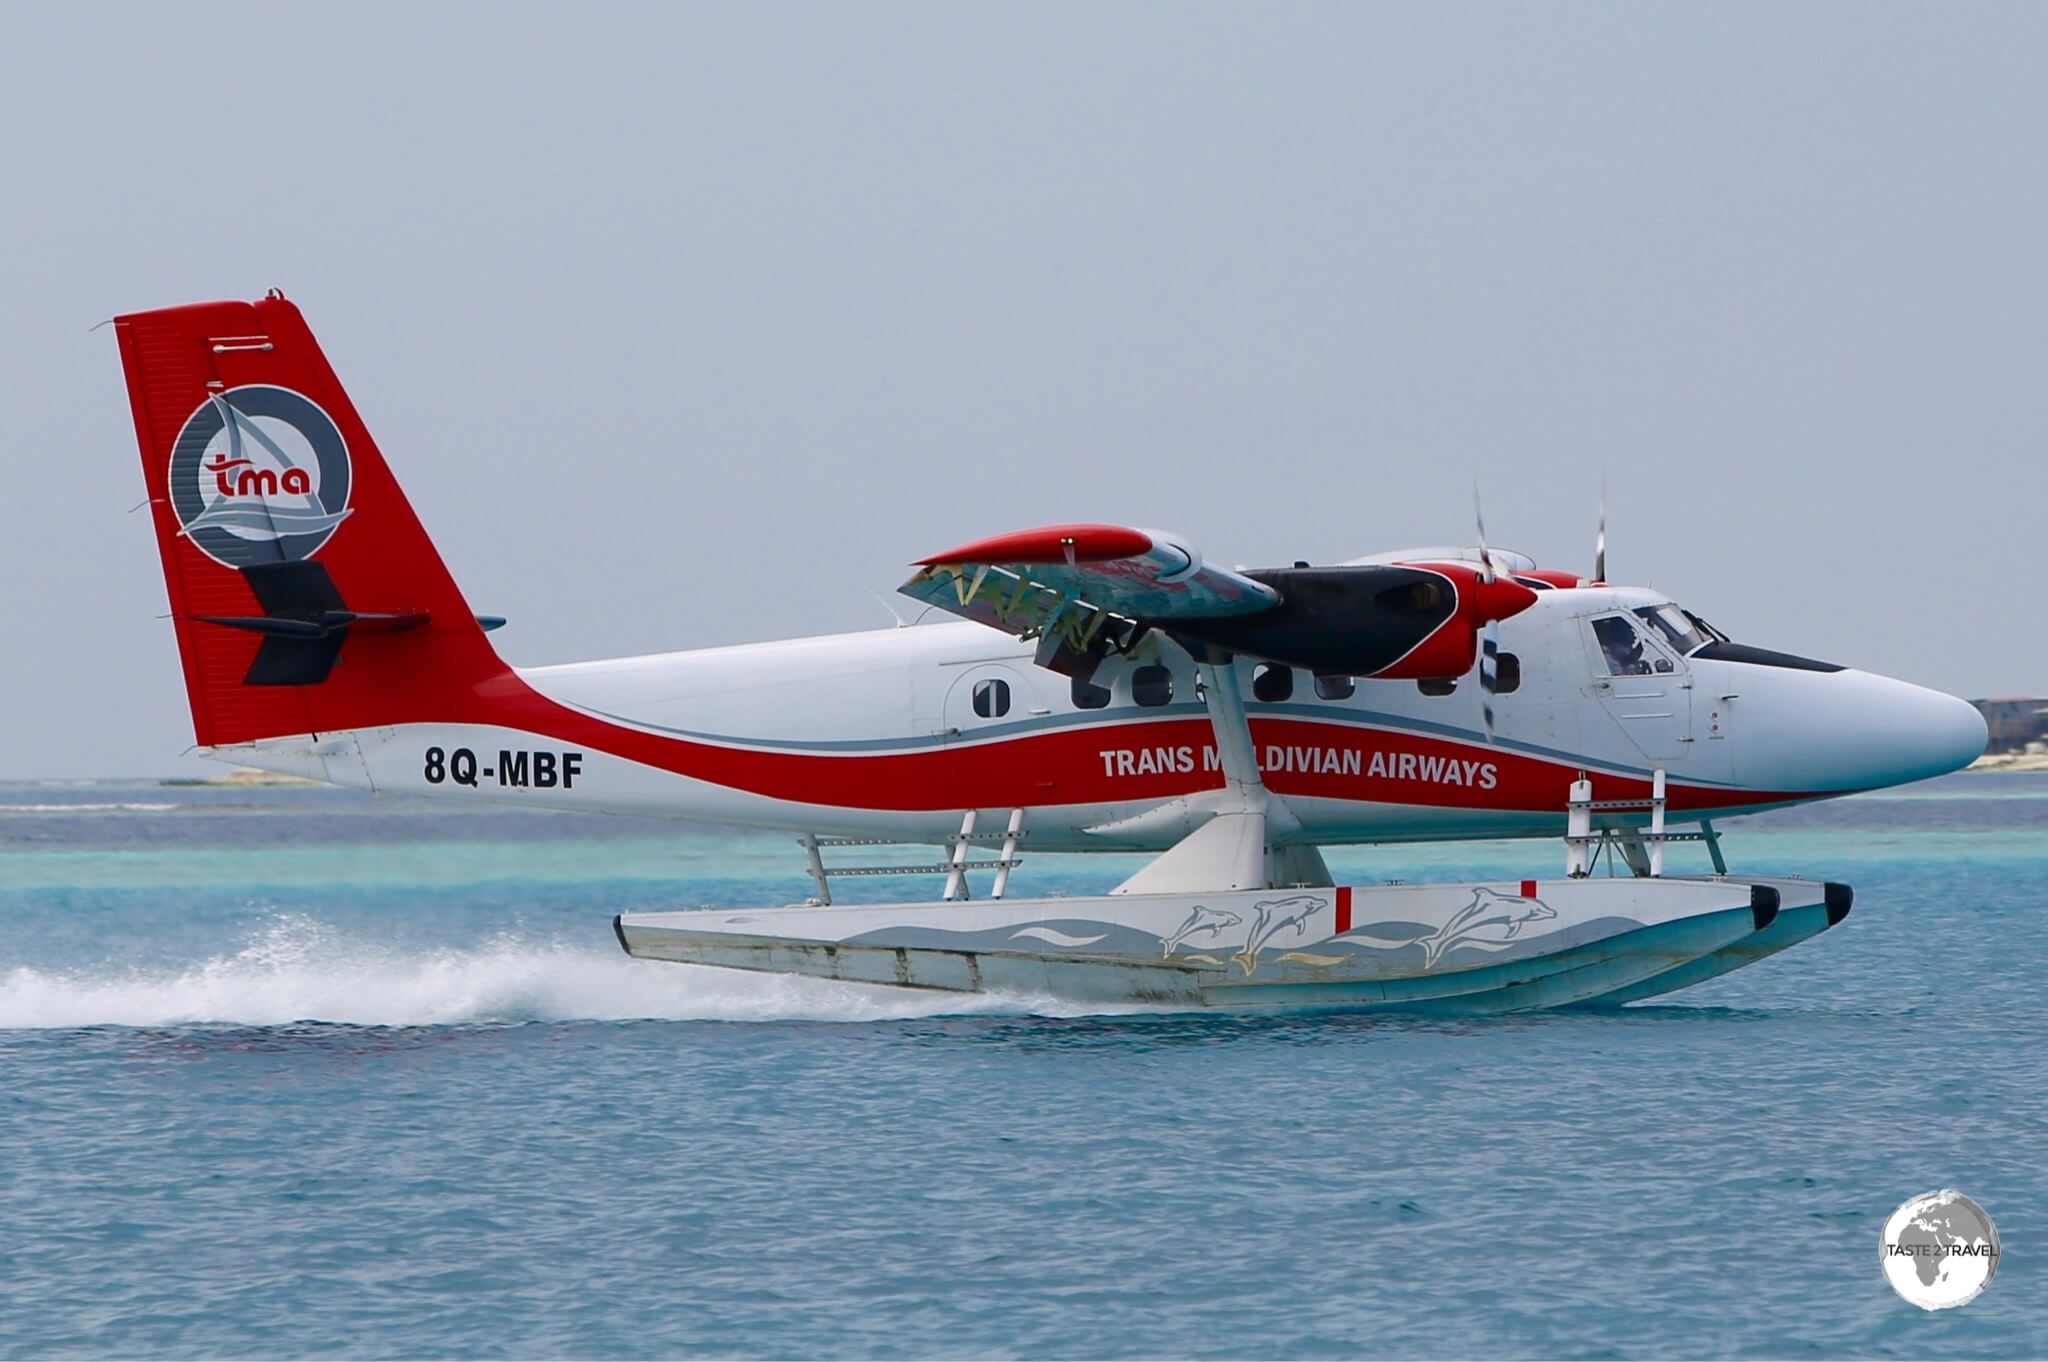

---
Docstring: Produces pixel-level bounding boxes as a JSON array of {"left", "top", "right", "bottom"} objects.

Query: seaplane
[{"left": 110, "top": 293, "right": 1988, "bottom": 1012}]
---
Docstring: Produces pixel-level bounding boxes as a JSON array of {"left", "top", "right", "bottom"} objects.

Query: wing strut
[{"left": 1111, "top": 651, "right": 1298, "bottom": 895}]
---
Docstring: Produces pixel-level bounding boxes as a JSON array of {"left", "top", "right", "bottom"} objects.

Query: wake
[{"left": 0, "top": 915, "right": 1056, "bottom": 1029}]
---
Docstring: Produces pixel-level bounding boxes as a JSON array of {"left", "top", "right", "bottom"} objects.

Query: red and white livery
[{"left": 112, "top": 294, "right": 1987, "bottom": 1011}]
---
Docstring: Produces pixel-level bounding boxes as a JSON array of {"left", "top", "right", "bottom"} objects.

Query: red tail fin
[{"left": 116, "top": 294, "right": 510, "bottom": 748}]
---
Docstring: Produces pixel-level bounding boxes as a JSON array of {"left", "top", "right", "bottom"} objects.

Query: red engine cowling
[{"left": 1367, "top": 564, "right": 1538, "bottom": 680}]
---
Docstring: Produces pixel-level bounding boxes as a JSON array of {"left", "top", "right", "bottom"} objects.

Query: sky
[{"left": 3, "top": 3, "right": 2044, "bottom": 778}]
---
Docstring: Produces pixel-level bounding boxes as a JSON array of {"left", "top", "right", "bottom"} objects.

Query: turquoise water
[{"left": 2, "top": 775, "right": 2043, "bottom": 1358}]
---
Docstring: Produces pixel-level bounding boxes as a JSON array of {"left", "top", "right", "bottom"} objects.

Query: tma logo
[
  {"left": 168, "top": 385, "right": 353, "bottom": 568},
  {"left": 207, "top": 453, "right": 315, "bottom": 499}
]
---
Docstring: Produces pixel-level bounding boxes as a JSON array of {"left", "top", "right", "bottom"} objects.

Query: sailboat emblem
[{"left": 167, "top": 385, "right": 353, "bottom": 568}]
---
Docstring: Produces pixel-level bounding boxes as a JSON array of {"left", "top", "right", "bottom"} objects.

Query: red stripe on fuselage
[{"left": 465, "top": 678, "right": 1827, "bottom": 815}]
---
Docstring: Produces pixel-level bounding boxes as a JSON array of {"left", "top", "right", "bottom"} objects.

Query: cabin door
[
  {"left": 942, "top": 664, "right": 1038, "bottom": 746},
  {"left": 1582, "top": 613, "right": 1693, "bottom": 762}
]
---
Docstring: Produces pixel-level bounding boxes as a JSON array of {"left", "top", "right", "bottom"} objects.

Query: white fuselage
[{"left": 216, "top": 585, "right": 1986, "bottom": 852}]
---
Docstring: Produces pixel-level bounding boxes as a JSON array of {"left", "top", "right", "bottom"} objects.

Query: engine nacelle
[{"left": 1163, "top": 563, "right": 1536, "bottom": 680}]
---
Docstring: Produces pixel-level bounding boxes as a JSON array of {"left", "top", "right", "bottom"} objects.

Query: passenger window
[
  {"left": 1591, "top": 617, "right": 1653, "bottom": 676},
  {"left": 972, "top": 678, "right": 1010, "bottom": 719},
  {"left": 1495, "top": 653, "right": 1522, "bottom": 693},
  {"left": 1252, "top": 664, "right": 1293, "bottom": 703},
  {"left": 1417, "top": 677, "right": 1456, "bottom": 697},
  {"left": 1131, "top": 665, "right": 1173, "bottom": 707},
  {"left": 1071, "top": 675, "right": 1110, "bottom": 710},
  {"left": 1314, "top": 674, "right": 1355, "bottom": 701}
]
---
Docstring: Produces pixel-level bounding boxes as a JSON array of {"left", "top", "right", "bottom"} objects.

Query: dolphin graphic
[
  {"left": 1161, "top": 904, "right": 1243, "bottom": 957},
  {"left": 1232, "top": 894, "right": 1327, "bottom": 975},
  {"left": 1416, "top": 887, "right": 1559, "bottom": 968}
]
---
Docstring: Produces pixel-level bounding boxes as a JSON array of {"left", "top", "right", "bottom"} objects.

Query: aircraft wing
[
  {"left": 899, "top": 524, "right": 1278, "bottom": 652},
  {"left": 899, "top": 521, "right": 1539, "bottom": 686}
]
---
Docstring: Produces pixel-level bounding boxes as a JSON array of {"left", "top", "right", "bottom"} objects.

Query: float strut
[
  {"left": 1649, "top": 768, "right": 1667, "bottom": 878},
  {"left": 1566, "top": 774, "right": 1594, "bottom": 878},
  {"left": 801, "top": 833, "right": 831, "bottom": 905},
  {"left": 991, "top": 808, "right": 1024, "bottom": 900},
  {"left": 944, "top": 809, "right": 978, "bottom": 901}
]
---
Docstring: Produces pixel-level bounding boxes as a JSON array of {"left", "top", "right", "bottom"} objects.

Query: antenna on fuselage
[{"left": 874, "top": 593, "right": 912, "bottom": 628}]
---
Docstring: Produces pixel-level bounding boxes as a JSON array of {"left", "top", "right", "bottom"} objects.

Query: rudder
[{"left": 116, "top": 293, "right": 510, "bottom": 750}]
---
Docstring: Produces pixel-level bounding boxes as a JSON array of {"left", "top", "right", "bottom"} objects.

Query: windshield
[
  {"left": 1633, "top": 603, "right": 1721, "bottom": 655},
  {"left": 1684, "top": 609, "right": 1728, "bottom": 645}
]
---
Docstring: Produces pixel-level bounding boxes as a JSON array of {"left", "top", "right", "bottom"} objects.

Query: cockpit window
[
  {"left": 1633, "top": 604, "right": 1716, "bottom": 656},
  {"left": 1592, "top": 616, "right": 1654, "bottom": 675}
]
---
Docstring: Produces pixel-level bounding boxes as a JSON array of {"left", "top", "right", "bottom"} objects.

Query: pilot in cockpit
[{"left": 1592, "top": 616, "right": 1652, "bottom": 675}]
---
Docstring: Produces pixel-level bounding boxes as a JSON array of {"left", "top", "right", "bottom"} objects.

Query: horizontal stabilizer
[
  {"left": 195, "top": 609, "right": 430, "bottom": 640},
  {"left": 189, "top": 561, "right": 428, "bottom": 686}
]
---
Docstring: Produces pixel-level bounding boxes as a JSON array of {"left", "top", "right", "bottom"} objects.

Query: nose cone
[
  {"left": 1710, "top": 661, "right": 1988, "bottom": 794},
  {"left": 1866, "top": 679, "right": 1988, "bottom": 786}
]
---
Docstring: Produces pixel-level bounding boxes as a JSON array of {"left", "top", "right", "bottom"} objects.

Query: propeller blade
[
  {"left": 1595, "top": 473, "right": 1607, "bottom": 583},
  {"left": 1472, "top": 481, "right": 1502, "bottom": 740},
  {"left": 1472, "top": 482, "right": 1494, "bottom": 585},
  {"left": 1478, "top": 617, "right": 1499, "bottom": 742}
]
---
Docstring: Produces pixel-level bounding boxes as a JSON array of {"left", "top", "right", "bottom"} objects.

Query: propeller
[
  {"left": 1594, "top": 473, "right": 1607, "bottom": 584},
  {"left": 1473, "top": 483, "right": 1499, "bottom": 741},
  {"left": 1471, "top": 481, "right": 1495, "bottom": 585}
]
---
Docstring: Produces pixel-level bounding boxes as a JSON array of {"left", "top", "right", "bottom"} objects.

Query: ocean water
[{"left": 1, "top": 775, "right": 2043, "bottom": 1360}]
